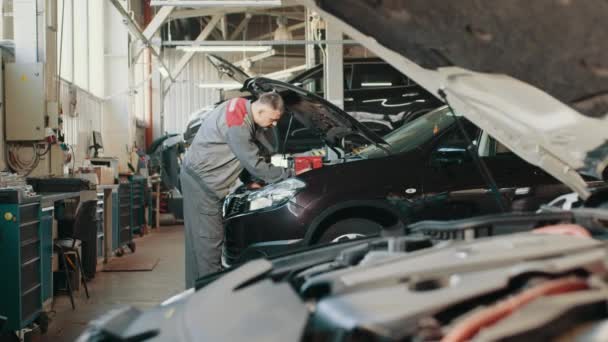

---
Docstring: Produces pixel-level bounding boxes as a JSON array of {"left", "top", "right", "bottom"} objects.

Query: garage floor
[{"left": 40, "top": 225, "right": 185, "bottom": 342}]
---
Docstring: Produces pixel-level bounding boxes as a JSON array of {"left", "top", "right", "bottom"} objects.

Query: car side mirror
[{"left": 430, "top": 144, "right": 472, "bottom": 167}]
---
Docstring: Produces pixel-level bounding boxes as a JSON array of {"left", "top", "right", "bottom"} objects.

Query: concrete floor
[{"left": 40, "top": 225, "right": 185, "bottom": 342}]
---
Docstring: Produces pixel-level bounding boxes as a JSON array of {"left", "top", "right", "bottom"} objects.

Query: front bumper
[{"left": 223, "top": 201, "right": 308, "bottom": 266}]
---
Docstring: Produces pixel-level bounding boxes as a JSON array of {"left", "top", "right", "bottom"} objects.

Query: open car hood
[
  {"left": 300, "top": 0, "right": 608, "bottom": 199},
  {"left": 207, "top": 54, "right": 251, "bottom": 84},
  {"left": 246, "top": 77, "right": 388, "bottom": 148}
]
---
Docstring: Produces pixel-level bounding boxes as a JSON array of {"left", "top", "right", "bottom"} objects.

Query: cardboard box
[{"left": 94, "top": 166, "right": 115, "bottom": 185}]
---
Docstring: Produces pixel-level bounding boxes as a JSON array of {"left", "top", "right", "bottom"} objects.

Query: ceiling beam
[
  {"left": 143, "top": 5, "right": 176, "bottom": 40},
  {"left": 250, "top": 9, "right": 303, "bottom": 21},
  {"left": 150, "top": 0, "right": 281, "bottom": 7},
  {"left": 109, "top": 0, "right": 175, "bottom": 82},
  {"left": 170, "top": 8, "right": 252, "bottom": 20},
  {"left": 252, "top": 21, "right": 305, "bottom": 40},
  {"left": 164, "top": 14, "right": 222, "bottom": 94},
  {"left": 162, "top": 39, "right": 357, "bottom": 46},
  {"left": 229, "top": 13, "right": 253, "bottom": 40}
]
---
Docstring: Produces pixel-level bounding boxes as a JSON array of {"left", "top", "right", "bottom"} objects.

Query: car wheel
[{"left": 318, "top": 218, "right": 383, "bottom": 244}]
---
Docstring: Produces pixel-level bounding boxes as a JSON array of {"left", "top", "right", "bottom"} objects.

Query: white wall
[
  {"left": 102, "top": 0, "right": 133, "bottom": 169},
  {"left": 161, "top": 50, "right": 224, "bottom": 136},
  {"left": 60, "top": 81, "right": 103, "bottom": 167},
  {"left": 54, "top": 0, "right": 134, "bottom": 170}
]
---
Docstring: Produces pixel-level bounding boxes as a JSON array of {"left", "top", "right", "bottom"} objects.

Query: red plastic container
[{"left": 294, "top": 156, "right": 323, "bottom": 175}]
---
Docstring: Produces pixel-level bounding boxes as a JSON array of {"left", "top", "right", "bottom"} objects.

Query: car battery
[{"left": 293, "top": 156, "right": 323, "bottom": 174}]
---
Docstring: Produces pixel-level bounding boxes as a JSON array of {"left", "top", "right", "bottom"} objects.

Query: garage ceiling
[{"left": 317, "top": 0, "right": 608, "bottom": 118}]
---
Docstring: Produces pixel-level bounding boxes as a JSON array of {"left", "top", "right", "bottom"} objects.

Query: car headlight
[
  {"left": 248, "top": 178, "right": 306, "bottom": 210},
  {"left": 223, "top": 178, "right": 306, "bottom": 217}
]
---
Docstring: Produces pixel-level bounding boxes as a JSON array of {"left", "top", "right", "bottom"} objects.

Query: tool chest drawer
[
  {"left": 20, "top": 203, "right": 40, "bottom": 224},
  {"left": 20, "top": 258, "right": 40, "bottom": 293},
  {"left": 20, "top": 239, "right": 40, "bottom": 265},
  {"left": 20, "top": 285, "right": 41, "bottom": 321}
]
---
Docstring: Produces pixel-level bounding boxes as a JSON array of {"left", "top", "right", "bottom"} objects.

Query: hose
[
  {"left": 441, "top": 277, "right": 589, "bottom": 342},
  {"left": 6, "top": 143, "right": 43, "bottom": 176}
]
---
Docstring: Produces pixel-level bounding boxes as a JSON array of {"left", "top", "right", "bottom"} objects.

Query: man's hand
[{"left": 247, "top": 182, "right": 263, "bottom": 189}]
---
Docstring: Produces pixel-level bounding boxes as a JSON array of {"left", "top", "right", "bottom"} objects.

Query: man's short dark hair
[{"left": 257, "top": 92, "right": 284, "bottom": 113}]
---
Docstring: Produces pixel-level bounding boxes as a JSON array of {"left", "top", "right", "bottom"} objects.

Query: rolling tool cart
[
  {"left": 129, "top": 176, "right": 146, "bottom": 237},
  {"left": 0, "top": 190, "right": 46, "bottom": 333},
  {"left": 112, "top": 183, "right": 135, "bottom": 257},
  {"left": 95, "top": 191, "right": 104, "bottom": 261}
]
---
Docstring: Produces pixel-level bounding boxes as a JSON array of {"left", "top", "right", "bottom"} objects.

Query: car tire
[{"left": 318, "top": 218, "right": 383, "bottom": 243}]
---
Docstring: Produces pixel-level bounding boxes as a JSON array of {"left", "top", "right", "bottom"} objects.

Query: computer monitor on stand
[{"left": 90, "top": 131, "right": 103, "bottom": 158}]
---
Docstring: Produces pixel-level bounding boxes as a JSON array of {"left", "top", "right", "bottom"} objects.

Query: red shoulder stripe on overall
[{"left": 225, "top": 98, "right": 248, "bottom": 127}]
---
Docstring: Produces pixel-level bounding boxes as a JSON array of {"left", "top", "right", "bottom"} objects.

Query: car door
[
  {"left": 419, "top": 123, "right": 571, "bottom": 221},
  {"left": 477, "top": 133, "right": 572, "bottom": 211},
  {"left": 349, "top": 62, "right": 439, "bottom": 136},
  {"left": 417, "top": 120, "right": 499, "bottom": 221}
]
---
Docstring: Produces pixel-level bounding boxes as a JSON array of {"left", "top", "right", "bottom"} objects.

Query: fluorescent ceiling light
[
  {"left": 178, "top": 45, "right": 272, "bottom": 52},
  {"left": 198, "top": 82, "right": 242, "bottom": 90},
  {"left": 234, "top": 49, "right": 276, "bottom": 67},
  {"left": 361, "top": 82, "right": 392, "bottom": 87},
  {"left": 150, "top": 0, "right": 281, "bottom": 7}
]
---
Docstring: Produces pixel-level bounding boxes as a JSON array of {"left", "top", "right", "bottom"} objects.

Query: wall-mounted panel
[{"left": 5, "top": 63, "right": 45, "bottom": 141}]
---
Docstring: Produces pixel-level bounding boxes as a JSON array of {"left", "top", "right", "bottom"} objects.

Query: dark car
[{"left": 221, "top": 88, "right": 596, "bottom": 266}]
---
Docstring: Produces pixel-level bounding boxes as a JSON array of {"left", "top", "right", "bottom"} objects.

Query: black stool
[{"left": 54, "top": 200, "right": 97, "bottom": 309}]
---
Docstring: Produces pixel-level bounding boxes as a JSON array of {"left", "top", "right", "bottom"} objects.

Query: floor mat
[{"left": 102, "top": 255, "right": 160, "bottom": 272}]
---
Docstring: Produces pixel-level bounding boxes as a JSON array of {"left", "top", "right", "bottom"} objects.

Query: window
[
  {"left": 352, "top": 63, "right": 409, "bottom": 89},
  {"left": 478, "top": 131, "right": 514, "bottom": 157},
  {"left": 433, "top": 119, "right": 481, "bottom": 153}
]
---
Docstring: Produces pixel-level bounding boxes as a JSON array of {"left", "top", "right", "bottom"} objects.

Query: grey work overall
[{"left": 181, "top": 98, "right": 292, "bottom": 288}]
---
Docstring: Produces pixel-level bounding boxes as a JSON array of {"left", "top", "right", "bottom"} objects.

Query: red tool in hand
[{"left": 294, "top": 156, "right": 323, "bottom": 175}]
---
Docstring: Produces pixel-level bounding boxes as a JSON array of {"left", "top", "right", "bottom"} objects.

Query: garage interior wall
[
  {"left": 161, "top": 50, "right": 222, "bottom": 135},
  {"left": 56, "top": 0, "right": 134, "bottom": 169}
]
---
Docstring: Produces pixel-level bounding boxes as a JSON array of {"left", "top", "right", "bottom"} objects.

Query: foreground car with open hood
[{"left": 77, "top": 207, "right": 608, "bottom": 341}]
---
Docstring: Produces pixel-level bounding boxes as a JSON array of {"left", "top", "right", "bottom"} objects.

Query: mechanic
[{"left": 181, "top": 93, "right": 293, "bottom": 288}]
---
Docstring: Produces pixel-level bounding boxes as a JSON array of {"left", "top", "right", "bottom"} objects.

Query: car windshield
[{"left": 357, "top": 106, "right": 454, "bottom": 158}]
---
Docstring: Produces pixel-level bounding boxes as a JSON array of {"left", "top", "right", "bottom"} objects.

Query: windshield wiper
[{"left": 439, "top": 89, "right": 507, "bottom": 212}]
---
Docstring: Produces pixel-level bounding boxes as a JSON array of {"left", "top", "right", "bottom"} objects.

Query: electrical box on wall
[{"left": 5, "top": 63, "right": 46, "bottom": 141}]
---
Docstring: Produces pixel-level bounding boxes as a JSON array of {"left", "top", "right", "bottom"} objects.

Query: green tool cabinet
[
  {"left": 112, "top": 190, "right": 120, "bottom": 251},
  {"left": 95, "top": 192, "right": 104, "bottom": 261},
  {"left": 129, "top": 176, "right": 146, "bottom": 236},
  {"left": 0, "top": 190, "right": 43, "bottom": 332},
  {"left": 114, "top": 184, "right": 133, "bottom": 253},
  {"left": 110, "top": 177, "right": 145, "bottom": 255},
  {"left": 40, "top": 206, "right": 53, "bottom": 304}
]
